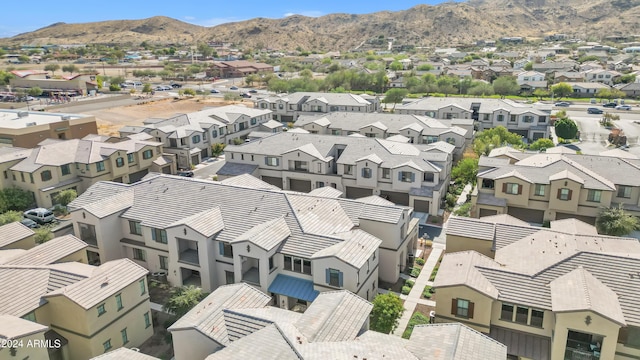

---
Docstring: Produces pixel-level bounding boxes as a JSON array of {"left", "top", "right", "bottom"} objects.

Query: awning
[
  {"left": 490, "top": 326, "right": 550, "bottom": 360},
  {"left": 268, "top": 274, "right": 319, "bottom": 302}
]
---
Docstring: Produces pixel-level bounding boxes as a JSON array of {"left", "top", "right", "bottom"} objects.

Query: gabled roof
[
  {"left": 0, "top": 222, "right": 34, "bottom": 248},
  {"left": 220, "top": 173, "right": 280, "bottom": 190},
  {"left": 407, "top": 323, "right": 507, "bottom": 360},
  {"left": 433, "top": 251, "right": 499, "bottom": 299},
  {"left": 284, "top": 143, "right": 326, "bottom": 161},
  {"left": 232, "top": 217, "right": 290, "bottom": 251},
  {"left": 0, "top": 314, "right": 48, "bottom": 340},
  {"left": 308, "top": 186, "right": 343, "bottom": 198},
  {"left": 1, "top": 235, "right": 87, "bottom": 266},
  {"left": 549, "top": 218, "right": 598, "bottom": 235},
  {"left": 355, "top": 153, "right": 383, "bottom": 164},
  {"left": 495, "top": 170, "right": 532, "bottom": 183},
  {"left": 549, "top": 169, "right": 584, "bottom": 184},
  {"left": 90, "top": 347, "right": 161, "bottom": 360},
  {"left": 204, "top": 324, "right": 300, "bottom": 360},
  {"left": 168, "top": 207, "right": 224, "bottom": 238},
  {"left": 312, "top": 230, "right": 381, "bottom": 268},
  {"left": 287, "top": 194, "right": 354, "bottom": 236},
  {"left": 356, "top": 195, "right": 396, "bottom": 207}
]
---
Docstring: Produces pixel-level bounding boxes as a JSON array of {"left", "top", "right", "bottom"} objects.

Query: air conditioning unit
[{"left": 17, "top": 111, "right": 28, "bottom": 118}]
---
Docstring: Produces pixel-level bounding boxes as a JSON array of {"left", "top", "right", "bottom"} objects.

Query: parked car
[
  {"left": 587, "top": 108, "right": 604, "bottom": 114},
  {"left": 229, "top": 86, "right": 239, "bottom": 90},
  {"left": 616, "top": 105, "right": 632, "bottom": 110},
  {"left": 210, "top": 89, "right": 220, "bottom": 93},
  {"left": 554, "top": 102, "right": 570, "bottom": 107},
  {"left": 23, "top": 208, "right": 55, "bottom": 224},
  {"left": 177, "top": 170, "right": 194, "bottom": 177},
  {"left": 602, "top": 103, "right": 617, "bottom": 108},
  {"left": 20, "top": 218, "right": 40, "bottom": 228},
  {"left": 240, "top": 93, "right": 252, "bottom": 98},
  {"left": 161, "top": 85, "right": 172, "bottom": 91},
  {"left": 154, "top": 86, "right": 165, "bottom": 91},
  {"left": 248, "top": 89, "right": 258, "bottom": 94},
  {"left": 171, "top": 83, "right": 182, "bottom": 89}
]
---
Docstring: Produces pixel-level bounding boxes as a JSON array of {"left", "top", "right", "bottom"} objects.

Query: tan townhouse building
[
  {"left": 0, "top": 221, "right": 36, "bottom": 250},
  {"left": 68, "top": 173, "right": 419, "bottom": 307},
  {"left": 4, "top": 134, "right": 170, "bottom": 208},
  {"left": 0, "top": 109, "right": 98, "bottom": 148},
  {"left": 254, "top": 92, "right": 380, "bottom": 123},
  {"left": 396, "top": 97, "right": 552, "bottom": 141},
  {"left": 294, "top": 112, "right": 471, "bottom": 159},
  {"left": 436, "top": 215, "right": 640, "bottom": 360},
  {"left": 168, "top": 283, "right": 507, "bottom": 360},
  {"left": 9, "top": 70, "right": 99, "bottom": 96},
  {"left": 471, "top": 147, "right": 640, "bottom": 224},
  {"left": 119, "top": 105, "right": 275, "bottom": 169},
  {"left": 219, "top": 132, "right": 454, "bottom": 214},
  {"left": 0, "top": 233, "right": 153, "bottom": 360}
]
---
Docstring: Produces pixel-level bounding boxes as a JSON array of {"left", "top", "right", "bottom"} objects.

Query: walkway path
[
  {"left": 452, "top": 183, "right": 473, "bottom": 212},
  {"left": 392, "top": 242, "right": 445, "bottom": 336}
]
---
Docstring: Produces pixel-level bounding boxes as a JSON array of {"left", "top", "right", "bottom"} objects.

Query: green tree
[
  {"left": 451, "top": 158, "right": 479, "bottom": 185},
  {"left": 551, "top": 82, "right": 573, "bottom": 99},
  {"left": 34, "top": 227, "right": 54, "bottom": 244},
  {"left": 0, "top": 211, "right": 22, "bottom": 225},
  {"left": 596, "top": 205, "right": 640, "bottom": 236},
  {"left": 245, "top": 74, "right": 259, "bottom": 86},
  {"left": 416, "top": 64, "right": 434, "bottom": 71},
  {"left": 533, "top": 88, "right": 550, "bottom": 100},
  {"left": 211, "top": 143, "right": 226, "bottom": 157},
  {"left": 616, "top": 73, "right": 636, "bottom": 84},
  {"left": 54, "top": 189, "right": 77, "bottom": 207},
  {"left": 299, "top": 69, "right": 313, "bottom": 78},
  {"left": 224, "top": 93, "right": 241, "bottom": 101},
  {"left": 383, "top": 88, "right": 408, "bottom": 111},
  {"left": 473, "top": 126, "right": 525, "bottom": 156},
  {"left": 554, "top": 118, "right": 578, "bottom": 139},
  {"left": 467, "top": 83, "right": 494, "bottom": 96},
  {"left": 163, "top": 285, "right": 209, "bottom": 318},
  {"left": 370, "top": 292, "right": 404, "bottom": 334},
  {"left": 61, "top": 64, "right": 78, "bottom": 75},
  {"left": 0, "top": 70, "right": 14, "bottom": 86},
  {"left": 0, "top": 187, "right": 34, "bottom": 211},
  {"left": 109, "top": 84, "right": 121, "bottom": 91},
  {"left": 492, "top": 76, "right": 520, "bottom": 97},
  {"left": 529, "top": 138, "right": 555, "bottom": 151},
  {"left": 523, "top": 62, "right": 533, "bottom": 71},
  {"left": 183, "top": 88, "right": 196, "bottom": 97},
  {"left": 389, "top": 61, "right": 403, "bottom": 71},
  {"left": 28, "top": 87, "right": 43, "bottom": 97},
  {"left": 197, "top": 42, "right": 213, "bottom": 59},
  {"left": 142, "top": 83, "right": 153, "bottom": 94},
  {"left": 44, "top": 64, "right": 60, "bottom": 76}
]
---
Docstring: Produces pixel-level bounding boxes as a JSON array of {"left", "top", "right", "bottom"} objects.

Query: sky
[{"left": 0, "top": 0, "right": 456, "bottom": 38}]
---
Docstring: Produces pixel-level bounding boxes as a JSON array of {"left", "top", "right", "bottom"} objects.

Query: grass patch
[{"left": 401, "top": 312, "right": 431, "bottom": 339}]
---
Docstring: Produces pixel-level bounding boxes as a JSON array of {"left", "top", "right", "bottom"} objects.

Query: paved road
[
  {"left": 563, "top": 109, "right": 640, "bottom": 156},
  {"left": 193, "top": 155, "right": 226, "bottom": 180}
]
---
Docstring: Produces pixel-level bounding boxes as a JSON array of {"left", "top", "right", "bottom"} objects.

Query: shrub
[
  {"left": 405, "top": 279, "right": 415, "bottom": 288},
  {"left": 401, "top": 286, "right": 411, "bottom": 295},
  {"left": 415, "top": 258, "right": 426, "bottom": 266},
  {"left": 401, "top": 313, "right": 431, "bottom": 339},
  {"left": 423, "top": 286, "right": 435, "bottom": 298},
  {"left": 555, "top": 118, "right": 578, "bottom": 139},
  {"left": 109, "top": 84, "right": 121, "bottom": 91},
  {"left": 410, "top": 267, "right": 421, "bottom": 277},
  {"left": 453, "top": 202, "right": 472, "bottom": 217}
]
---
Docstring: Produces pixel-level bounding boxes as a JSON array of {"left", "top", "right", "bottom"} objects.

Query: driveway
[
  {"left": 565, "top": 110, "right": 640, "bottom": 156},
  {"left": 193, "top": 155, "right": 226, "bottom": 180}
]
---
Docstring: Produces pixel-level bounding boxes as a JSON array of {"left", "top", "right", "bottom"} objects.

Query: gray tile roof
[
  {"left": 287, "top": 194, "right": 354, "bottom": 236},
  {"left": 434, "top": 251, "right": 500, "bottom": 299},
  {"left": 0, "top": 222, "right": 34, "bottom": 248},
  {"left": 217, "top": 162, "right": 259, "bottom": 176},
  {"left": 475, "top": 192, "right": 507, "bottom": 207},
  {"left": 447, "top": 216, "right": 496, "bottom": 241},
  {"left": 169, "top": 207, "right": 224, "bottom": 238},
  {"left": 0, "top": 146, "right": 30, "bottom": 164},
  {"left": 549, "top": 218, "right": 598, "bottom": 235},
  {"left": 407, "top": 323, "right": 507, "bottom": 360},
  {"left": 298, "top": 330, "right": 418, "bottom": 359},
  {"left": 259, "top": 92, "right": 373, "bottom": 107},
  {"left": 232, "top": 217, "right": 290, "bottom": 251},
  {"left": 2, "top": 235, "right": 87, "bottom": 266},
  {"left": 90, "top": 347, "right": 161, "bottom": 360},
  {"left": 81, "top": 189, "right": 135, "bottom": 219},
  {"left": 307, "top": 186, "right": 343, "bottom": 198},
  {"left": 312, "top": 230, "right": 381, "bottom": 269},
  {"left": 355, "top": 195, "right": 395, "bottom": 206},
  {"left": 68, "top": 182, "right": 132, "bottom": 210},
  {"left": 222, "top": 309, "right": 273, "bottom": 342},
  {"left": 397, "top": 97, "right": 548, "bottom": 116},
  {"left": 205, "top": 324, "right": 300, "bottom": 360},
  {"left": 220, "top": 173, "right": 280, "bottom": 190},
  {"left": 0, "top": 314, "right": 48, "bottom": 340}
]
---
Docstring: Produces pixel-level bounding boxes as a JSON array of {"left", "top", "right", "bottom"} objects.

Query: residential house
[
  {"left": 513, "top": 59, "right": 530, "bottom": 70},
  {"left": 0, "top": 315, "right": 50, "bottom": 360},
  {"left": 254, "top": 92, "right": 379, "bottom": 123},
  {"left": 0, "top": 109, "right": 98, "bottom": 148},
  {"left": 0, "top": 222, "right": 35, "bottom": 250},
  {"left": 616, "top": 82, "right": 640, "bottom": 98},
  {"left": 570, "top": 82, "right": 610, "bottom": 97},
  {"left": 210, "top": 60, "right": 273, "bottom": 78},
  {"left": 471, "top": 147, "right": 640, "bottom": 224},
  {"left": 68, "top": 173, "right": 419, "bottom": 303},
  {"left": 90, "top": 347, "right": 160, "bottom": 359},
  {"left": 435, "top": 215, "right": 640, "bottom": 360},
  {"left": 219, "top": 131, "right": 454, "bottom": 214},
  {"left": 516, "top": 71, "right": 545, "bottom": 85},
  {"left": 396, "top": 97, "right": 551, "bottom": 141},
  {"left": 4, "top": 134, "right": 168, "bottom": 208},
  {"left": 293, "top": 112, "right": 470, "bottom": 158},
  {"left": 554, "top": 71, "right": 585, "bottom": 83},
  {"left": 471, "top": 66, "right": 514, "bottom": 82},
  {"left": 119, "top": 105, "right": 274, "bottom": 169},
  {"left": 10, "top": 70, "right": 99, "bottom": 96},
  {"left": 532, "top": 60, "right": 577, "bottom": 74},
  {"left": 579, "top": 61, "right": 604, "bottom": 72},
  {"left": 168, "top": 283, "right": 507, "bottom": 360},
  {"left": 584, "top": 69, "right": 622, "bottom": 86}
]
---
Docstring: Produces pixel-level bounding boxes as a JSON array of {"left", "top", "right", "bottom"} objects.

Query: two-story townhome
[
  {"left": 584, "top": 69, "right": 622, "bottom": 86},
  {"left": 516, "top": 70, "right": 548, "bottom": 92},
  {"left": 532, "top": 60, "right": 577, "bottom": 75},
  {"left": 293, "top": 112, "right": 470, "bottom": 158},
  {"left": 119, "top": 105, "right": 274, "bottom": 169},
  {"left": 435, "top": 215, "right": 640, "bottom": 360},
  {"left": 254, "top": 92, "right": 380, "bottom": 123},
  {"left": 218, "top": 132, "right": 454, "bottom": 214},
  {"left": 554, "top": 71, "right": 586, "bottom": 83},
  {"left": 396, "top": 97, "right": 551, "bottom": 141},
  {"left": 0, "top": 236, "right": 153, "bottom": 360},
  {"left": 167, "top": 283, "right": 506, "bottom": 360},
  {"left": 68, "top": 174, "right": 419, "bottom": 306},
  {"left": 4, "top": 134, "right": 168, "bottom": 208},
  {"left": 570, "top": 82, "right": 611, "bottom": 97},
  {"left": 471, "top": 147, "right": 640, "bottom": 224}
]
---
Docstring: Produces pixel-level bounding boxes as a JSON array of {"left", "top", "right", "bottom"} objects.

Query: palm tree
[
  {"left": 163, "top": 285, "right": 208, "bottom": 318},
  {"left": 596, "top": 205, "right": 640, "bottom": 236}
]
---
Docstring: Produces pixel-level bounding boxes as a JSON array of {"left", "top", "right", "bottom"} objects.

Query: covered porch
[{"left": 268, "top": 274, "right": 319, "bottom": 312}]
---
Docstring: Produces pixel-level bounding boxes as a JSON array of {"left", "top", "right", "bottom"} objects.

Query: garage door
[
  {"left": 507, "top": 206, "right": 544, "bottom": 224},
  {"left": 345, "top": 187, "right": 373, "bottom": 199},
  {"left": 413, "top": 200, "right": 430, "bottom": 213},
  {"left": 128, "top": 169, "right": 149, "bottom": 184},
  {"left": 479, "top": 208, "right": 498, "bottom": 217},
  {"left": 261, "top": 176, "right": 283, "bottom": 189},
  {"left": 281, "top": 115, "right": 294, "bottom": 123},
  {"left": 555, "top": 212, "right": 596, "bottom": 225},
  {"left": 289, "top": 179, "right": 311, "bottom": 193},
  {"left": 380, "top": 190, "right": 410, "bottom": 206}
]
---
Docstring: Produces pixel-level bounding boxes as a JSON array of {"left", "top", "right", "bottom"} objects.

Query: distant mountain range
[{"left": 3, "top": 0, "right": 640, "bottom": 50}]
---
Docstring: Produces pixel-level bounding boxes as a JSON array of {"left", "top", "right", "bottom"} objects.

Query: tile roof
[
  {"left": 82, "top": 189, "right": 134, "bottom": 219},
  {"left": 205, "top": 324, "right": 300, "bottom": 360},
  {"left": 396, "top": 97, "right": 549, "bottom": 116},
  {"left": 447, "top": 216, "right": 496, "bottom": 241},
  {"left": 0, "top": 222, "right": 34, "bottom": 248},
  {"left": 90, "top": 347, "right": 161, "bottom": 360},
  {"left": 479, "top": 214, "right": 530, "bottom": 227},
  {"left": 217, "top": 162, "right": 259, "bottom": 176},
  {"left": 308, "top": 186, "right": 343, "bottom": 198},
  {"left": 169, "top": 207, "right": 224, "bottom": 238},
  {"left": 258, "top": 92, "right": 373, "bottom": 107},
  {"left": 2, "top": 235, "right": 87, "bottom": 266},
  {"left": 298, "top": 330, "right": 418, "bottom": 359},
  {"left": 549, "top": 218, "right": 598, "bottom": 235},
  {"left": 287, "top": 194, "right": 354, "bottom": 236},
  {"left": 232, "top": 217, "right": 290, "bottom": 251},
  {"left": 312, "top": 230, "right": 381, "bottom": 269},
  {"left": 434, "top": 251, "right": 500, "bottom": 299},
  {"left": 0, "top": 314, "right": 48, "bottom": 340},
  {"left": 355, "top": 195, "right": 396, "bottom": 207},
  {"left": 407, "top": 323, "right": 507, "bottom": 360}
]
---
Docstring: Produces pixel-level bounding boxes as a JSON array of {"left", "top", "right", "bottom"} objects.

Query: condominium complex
[
  {"left": 219, "top": 132, "right": 454, "bottom": 214},
  {"left": 0, "top": 109, "right": 98, "bottom": 148},
  {"left": 119, "top": 105, "right": 276, "bottom": 169},
  {"left": 1, "top": 134, "right": 170, "bottom": 208},
  {"left": 471, "top": 147, "right": 640, "bottom": 224},
  {"left": 395, "top": 97, "right": 552, "bottom": 141},
  {"left": 436, "top": 215, "right": 640, "bottom": 360},
  {"left": 167, "top": 283, "right": 507, "bottom": 360},
  {"left": 254, "top": 92, "right": 380, "bottom": 122},
  {"left": 68, "top": 173, "right": 418, "bottom": 306}
]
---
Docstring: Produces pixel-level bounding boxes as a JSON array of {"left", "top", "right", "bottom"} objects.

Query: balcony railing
[{"left": 179, "top": 249, "right": 199, "bottom": 266}]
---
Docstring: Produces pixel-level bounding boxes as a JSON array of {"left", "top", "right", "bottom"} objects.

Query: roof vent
[
  {"left": 17, "top": 111, "right": 28, "bottom": 118},
  {"left": 25, "top": 122, "right": 36, "bottom": 127}
]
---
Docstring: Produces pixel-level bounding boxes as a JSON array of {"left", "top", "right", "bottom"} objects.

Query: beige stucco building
[{"left": 9, "top": 70, "right": 99, "bottom": 96}]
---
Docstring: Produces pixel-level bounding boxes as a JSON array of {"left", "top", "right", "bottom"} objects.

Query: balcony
[
  {"left": 242, "top": 267, "right": 260, "bottom": 284},
  {"left": 179, "top": 249, "right": 199, "bottom": 266}
]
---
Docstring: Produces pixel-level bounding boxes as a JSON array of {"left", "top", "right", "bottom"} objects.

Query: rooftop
[{"left": 0, "top": 110, "right": 89, "bottom": 130}]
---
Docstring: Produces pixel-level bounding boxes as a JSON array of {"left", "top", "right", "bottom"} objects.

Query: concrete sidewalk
[{"left": 392, "top": 243, "right": 444, "bottom": 336}]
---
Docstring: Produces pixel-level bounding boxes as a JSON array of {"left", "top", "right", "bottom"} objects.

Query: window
[
  {"left": 515, "top": 306, "right": 529, "bottom": 324},
  {"left": 423, "top": 172, "right": 434, "bottom": 182},
  {"left": 144, "top": 312, "right": 151, "bottom": 328},
  {"left": 269, "top": 256, "right": 274, "bottom": 270},
  {"left": 344, "top": 165, "right": 353, "bottom": 175},
  {"left": 139, "top": 279, "right": 146, "bottom": 295},
  {"left": 382, "top": 168, "right": 390, "bottom": 179},
  {"left": 129, "top": 221, "right": 142, "bottom": 235},
  {"left": 523, "top": 116, "right": 534, "bottom": 123},
  {"left": 558, "top": 188, "right": 572, "bottom": 201},
  {"left": 2, "top": 170, "right": 6, "bottom": 179},
  {"left": 327, "top": 268, "right": 343, "bottom": 287},
  {"left": 446, "top": 137, "right": 456, "bottom": 145},
  {"left": 41, "top": 170, "right": 52, "bottom": 182},
  {"left": 219, "top": 128, "right": 225, "bottom": 135},
  {"left": 303, "top": 260, "right": 311, "bottom": 275},
  {"left": 534, "top": 184, "right": 546, "bottom": 196},
  {"left": 618, "top": 186, "right": 632, "bottom": 199},
  {"left": 127, "top": 153, "right": 134, "bottom": 163},
  {"left": 143, "top": 149, "right": 153, "bottom": 159},
  {"left": 211, "top": 129, "right": 218, "bottom": 138},
  {"left": 115, "top": 157, "right": 125, "bottom": 168},
  {"left": 152, "top": 228, "right": 168, "bottom": 244},
  {"left": 530, "top": 309, "right": 544, "bottom": 327},
  {"left": 362, "top": 168, "right": 372, "bottom": 178},
  {"left": 121, "top": 328, "right": 128, "bottom": 345},
  {"left": 482, "top": 179, "right": 495, "bottom": 189},
  {"left": 116, "top": 294, "right": 123, "bottom": 311},
  {"left": 501, "top": 303, "right": 514, "bottom": 321},
  {"left": 497, "top": 114, "right": 504, "bottom": 122},
  {"left": 133, "top": 248, "right": 146, "bottom": 261},
  {"left": 265, "top": 156, "right": 279, "bottom": 166},
  {"left": 284, "top": 255, "right": 312, "bottom": 275},
  {"left": 61, "top": 164, "right": 71, "bottom": 175},
  {"left": 539, "top": 116, "right": 546, "bottom": 123},
  {"left": 316, "top": 181, "right": 324, "bottom": 188},
  {"left": 202, "top": 131, "right": 207, "bottom": 141},
  {"left": 317, "top": 163, "right": 322, "bottom": 173},
  {"left": 587, "top": 189, "right": 602, "bottom": 203},
  {"left": 293, "top": 160, "right": 308, "bottom": 172},
  {"left": 331, "top": 130, "right": 341, "bottom": 135},
  {"left": 225, "top": 270, "right": 235, "bottom": 285},
  {"left": 278, "top": 103, "right": 284, "bottom": 109},
  {"left": 22, "top": 312, "right": 36, "bottom": 322},
  {"left": 399, "top": 171, "right": 414, "bottom": 183},
  {"left": 510, "top": 115, "right": 517, "bottom": 122},
  {"left": 192, "top": 135, "right": 201, "bottom": 144},
  {"left": 20, "top": 172, "right": 25, "bottom": 182},
  {"left": 159, "top": 255, "right": 168, "bottom": 270},
  {"left": 97, "top": 303, "right": 106, "bottom": 316},
  {"left": 103, "top": 339, "right": 112, "bottom": 353},
  {"left": 453, "top": 298, "right": 471, "bottom": 318},
  {"left": 284, "top": 255, "right": 292, "bottom": 270},
  {"left": 483, "top": 114, "right": 490, "bottom": 121},
  {"left": 250, "top": 118, "right": 256, "bottom": 126},
  {"left": 423, "top": 135, "right": 439, "bottom": 144},
  {"left": 219, "top": 242, "right": 233, "bottom": 258},
  {"left": 96, "top": 161, "right": 105, "bottom": 172},
  {"left": 503, "top": 183, "right": 521, "bottom": 195}
]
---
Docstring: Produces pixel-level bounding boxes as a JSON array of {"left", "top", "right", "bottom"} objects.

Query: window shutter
[
  {"left": 264, "top": 157, "right": 269, "bottom": 165},
  {"left": 361, "top": 168, "right": 365, "bottom": 177},
  {"left": 398, "top": 172, "right": 402, "bottom": 181},
  {"left": 151, "top": 229, "right": 156, "bottom": 241},
  {"left": 502, "top": 183, "right": 507, "bottom": 193},
  {"left": 568, "top": 189, "right": 573, "bottom": 200},
  {"left": 557, "top": 188, "right": 562, "bottom": 199},
  {"left": 219, "top": 242, "right": 224, "bottom": 255},
  {"left": 517, "top": 185, "right": 523, "bottom": 195},
  {"left": 451, "top": 298, "right": 458, "bottom": 315},
  {"left": 338, "top": 271, "right": 344, "bottom": 287},
  {"left": 468, "top": 302, "right": 475, "bottom": 319},
  {"left": 325, "top": 269, "right": 330, "bottom": 284},
  {"left": 411, "top": 173, "right": 415, "bottom": 182}
]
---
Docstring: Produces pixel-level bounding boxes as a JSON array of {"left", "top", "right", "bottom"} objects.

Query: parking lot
[{"left": 563, "top": 108, "right": 640, "bottom": 156}]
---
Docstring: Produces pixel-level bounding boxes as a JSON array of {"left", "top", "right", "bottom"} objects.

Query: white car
[{"left": 23, "top": 208, "right": 55, "bottom": 224}]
